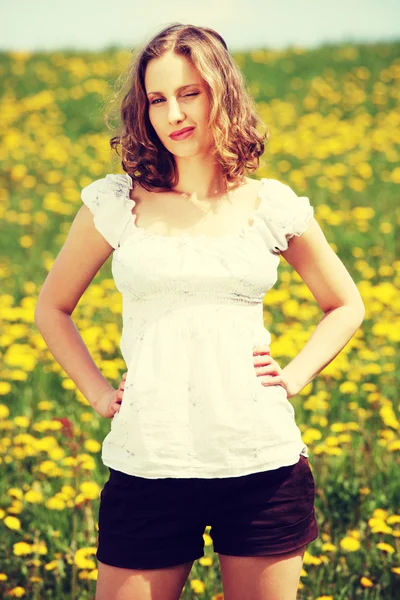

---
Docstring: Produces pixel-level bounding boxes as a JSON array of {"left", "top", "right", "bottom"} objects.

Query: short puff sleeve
[
  {"left": 80, "top": 173, "right": 135, "bottom": 249},
  {"left": 256, "top": 179, "right": 314, "bottom": 254}
]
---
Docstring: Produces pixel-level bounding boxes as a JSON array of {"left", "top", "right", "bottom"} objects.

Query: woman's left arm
[{"left": 272, "top": 217, "right": 365, "bottom": 397}]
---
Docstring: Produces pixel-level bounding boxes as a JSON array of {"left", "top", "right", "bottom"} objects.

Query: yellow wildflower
[
  {"left": 190, "top": 579, "right": 205, "bottom": 594},
  {"left": 4, "top": 516, "right": 21, "bottom": 531},
  {"left": 376, "top": 542, "right": 395, "bottom": 554},
  {"left": 24, "top": 490, "right": 43, "bottom": 504},
  {"left": 9, "top": 587, "right": 26, "bottom": 597},
  {"left": 340, "top": 536, "right": 361, "bottom": 551},
  {"left": 84, "top": 439, "right": 101, "bottom": 453},
  {"left": 13, "top": 542, "right": 32, "bottom": 556},
  {"left": 360, "top": 576, "right": 374, "bottom": 587}
]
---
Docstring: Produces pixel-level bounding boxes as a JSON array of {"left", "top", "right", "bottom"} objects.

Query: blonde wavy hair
[{"left": 105, "top": 22, "right": 270, "bottom": 192}]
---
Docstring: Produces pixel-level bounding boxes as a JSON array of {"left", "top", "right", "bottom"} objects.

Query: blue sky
[{"left": 1, "top": 0, "right": 399, "bottom": 52}]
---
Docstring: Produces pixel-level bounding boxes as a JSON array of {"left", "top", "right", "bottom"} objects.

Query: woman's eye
[{"left": 151, "top": 92, "right": 199, "bottom": 105}]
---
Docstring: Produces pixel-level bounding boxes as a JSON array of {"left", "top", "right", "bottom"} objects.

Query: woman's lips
[{"left": 170, "top": 127, "right": 195, "bottom": 140}]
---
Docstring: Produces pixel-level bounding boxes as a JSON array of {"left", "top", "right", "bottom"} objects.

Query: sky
[{"left": 0, "top": 0, "right": 399, "bottom": 53}]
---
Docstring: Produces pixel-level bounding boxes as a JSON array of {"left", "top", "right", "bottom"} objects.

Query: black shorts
[{"left": 96, "top": 454, "right": 319, "bottom": 570}]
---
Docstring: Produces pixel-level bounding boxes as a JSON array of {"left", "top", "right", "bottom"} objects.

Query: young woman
[{"left": 35, "top": 22, "right": 365, "bottom": 600}]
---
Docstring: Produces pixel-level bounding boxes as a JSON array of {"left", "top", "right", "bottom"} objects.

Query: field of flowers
[{"left": 0, "top": 39, "right": 399, "bottom": 599}]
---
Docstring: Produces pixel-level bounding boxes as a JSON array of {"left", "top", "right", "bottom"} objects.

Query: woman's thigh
[
  {"left": 95, "top": 558, "right": 195, "bottom": 600},
  {"left": 218, "top": 544, "right": 307, "bottom": 600}
]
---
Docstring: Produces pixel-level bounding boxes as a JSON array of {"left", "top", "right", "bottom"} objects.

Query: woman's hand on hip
[
  {"left": 94, "top": 387, "right": 123, "bottom": 419},
  {"left": 253, "top": 345, "right": 296, "bottom": 398}
]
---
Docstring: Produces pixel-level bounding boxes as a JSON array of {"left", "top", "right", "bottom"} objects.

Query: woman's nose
[{"left": 168, "top": 98, "right": 185, "bottom": 122}]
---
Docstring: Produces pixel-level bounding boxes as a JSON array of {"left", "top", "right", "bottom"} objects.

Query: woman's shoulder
[
  {"left": 258, "top": 177, "right": 313, "bottom": 216},
  {"left": 255, "top": 177, "right": 314, "bottom": 254},
  {"left": 80, "top": 173, "right": 135, "bottom": 249}
]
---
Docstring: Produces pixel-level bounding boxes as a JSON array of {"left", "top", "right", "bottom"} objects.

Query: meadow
[{"left": 0, "top": 39, "right": 399, "bottom": 599}]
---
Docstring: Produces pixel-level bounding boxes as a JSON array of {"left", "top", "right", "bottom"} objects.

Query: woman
[{"left": 35, "top": 22, "right": 365, "bottom": 600}]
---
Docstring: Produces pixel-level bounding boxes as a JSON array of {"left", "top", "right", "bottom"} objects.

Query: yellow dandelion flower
[
  {"left": 360, "top": 576, "right": 374, "bottom": 587},
  {"left": 302, "top": 428, "right": 323, "bottom": 444},
  {"left": 14, "top": 416, "right": 30, "bottom": 428},
  {"left": 0, "top": 385, "right": 12, "bottom": 398},
  {"left": 0, "top": 573, "right": 8, "bottom": 581},
  {"left": 37, "top": 460, "right": 58, "bottom": 476},
  {"left": 37, "top": 401, "right": 53, "bottom": 411},
  {"left": 62, "top": 457, "right": 78, "bottom": 467},
  {"left": 199, "top": 556, "right": 213, "bottom": 567},
  {"left": 8, "top": 499, "right": 23, "bottom": 515},
  {"left": 348, "top": 530, "right": 361, "bottom": 539},
  {"left": 80, "top": 412, "right": 93, "bottom": 422},
  {"left": 321, "top": 543, "right": 336, "bottom": 552},
  {"left": 79, "top": 459, "right": 97, "bottom": 471},
  {"left": 304, "top": 552, "right": 322, "bottom": 565},
  {"left": 8, "top": 488, "right": 23, "bottom": 500},
  {"left": 380, "top": 405, "right": 400, "bottom": 429},
  {"left": 392, "top": 531, "right": 400, "bottom": 538},
  {"left": 48, "top": 448, "right": 65, "bottom": 461},
  {"left": 340, "top": 536, "right": 361, "bottom": 551},
  {"left": 87, "top": 568, "right": 98, "bottom": 580},
  {"left": 352, "top": 206, "right": 375, "bottom": 220},
  {"left": 203, "top": 532, "right": 213, "bottom": 546},
  {"left": 61, "top": 485, "right": 76, "bottom": 498},
  {"left": 11, "top": 164, "right": 28, "bottom": 180},
  {"left": 390, "top": 166, "right": 400, "bottom": 184},
  {"left": 45, "top": 497, "right": 66, "bottom": 511},
  {"left": 74, "top": 547, "right": 97, "bottom": 570},
  {"left": 339, "top": 381, "right": 358, "bottom": 394},
  {"left": 369, "top": 516, "right": 387, "bottom": 529},
  {"left": 26, "top": 559, "right": 41, "bottom": 568},
  {"left": 190, "top": 579, "right": 205, "bottom": 594},
  {"left": 13, "top": 542, "right": 32, "bottom": 556},
  {"left": 78, "top": 570, "right": 90, "bottom": 580},
  {"left": 9, "top": 587, "right": 26, "bottom": 597},
  {"left": 387, "top": 515, "right": 400, "bottom": 525},
  {"left": 24, "top": 490, "right": 43, "bottom": 504},
  {"left": 84, "top": 439, "right": 101, "bottom": 453},
  {"left": 376, "top": 542, "right": 395, "bottom": 554},
  {"left": 79, "top": 481, "right": 101, "bottom": 500},
  {"left": 370, "top": 521, "right": 392, "bottom": 534},
  {"left": 31, "top": 542, "right": 47, "bottom": 555},
  {"left": 44, "top": 560, "right": 59, "bottom": 571},
  {"left": 77, "top": 452, "right": 96, "bottom": 465},
  {"left": 74, "top": 493, "right": 89, "bottom": 506},
  {"left": 380, "top": 222, "right": 393, "bottom": 234},
  {"left": 4, "top": 516, "right": 21, "bottom": 531}
]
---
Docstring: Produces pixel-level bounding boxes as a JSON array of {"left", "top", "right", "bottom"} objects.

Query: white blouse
[{"left": 81, "top": 173, "right": 314, "bottom": 479}]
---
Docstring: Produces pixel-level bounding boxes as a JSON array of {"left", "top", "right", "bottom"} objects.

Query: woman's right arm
[{"left": 34, "top": 205, "right": 119, "bottom": 416}]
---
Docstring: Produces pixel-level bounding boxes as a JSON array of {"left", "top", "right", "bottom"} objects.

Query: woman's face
[{"left": 145, "top": 51, "right": 213, "bottom": 158}]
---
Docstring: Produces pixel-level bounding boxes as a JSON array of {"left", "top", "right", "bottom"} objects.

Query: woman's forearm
[
  {"left": 281, "top": 305, "right": 365, "bottom": 395},
  {"left": 34, "top": 308, "right": 115, "bottom": 409}
]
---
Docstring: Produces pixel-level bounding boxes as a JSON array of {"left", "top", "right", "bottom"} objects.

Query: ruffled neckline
[{"left": 117, "top": 173, "right": 268, "bottom": 245}]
